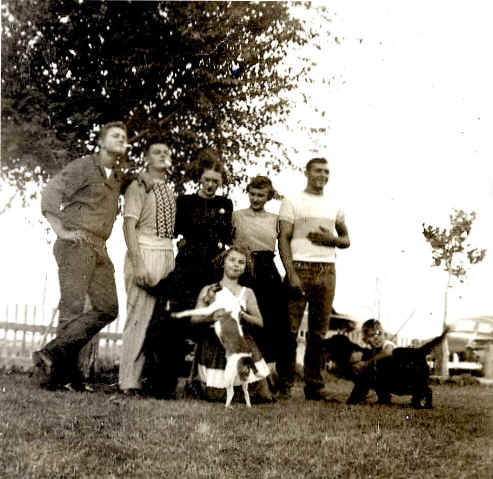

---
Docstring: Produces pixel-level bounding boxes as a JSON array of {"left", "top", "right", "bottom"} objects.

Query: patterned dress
[{"left": 119, "top": 179, "right": 176, "bottom": 392}]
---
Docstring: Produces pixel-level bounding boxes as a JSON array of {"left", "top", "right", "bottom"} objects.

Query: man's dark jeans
[
  {"left": 43, "top": 238, "right": 118, "bottom": 382},
  {"left": 278, "top": 262, "right": 336, "bottom": 392}
]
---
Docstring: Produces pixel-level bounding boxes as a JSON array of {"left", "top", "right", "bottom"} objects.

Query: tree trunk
[
  {"left": 434, "top": 274, "right": 451, "bottom": 377},
  {"left": 435, "top": 331, "right": 449, "bottom": 378},
  {"left": 483, "top": 344, "right": 493, "bottom": 380}
]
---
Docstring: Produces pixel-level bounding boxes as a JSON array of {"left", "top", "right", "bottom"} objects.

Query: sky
[{"left": 1, "top": 0, "right": 492, "bottom": 339}]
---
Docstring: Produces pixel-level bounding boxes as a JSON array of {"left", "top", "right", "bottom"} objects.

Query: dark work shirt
[{"left": 41, "top": 154, "right": 123, "bottom": 240}]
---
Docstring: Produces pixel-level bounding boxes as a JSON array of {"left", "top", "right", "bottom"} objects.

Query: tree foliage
[
  {"left": 1, "top": 0, "right": 320, "bottom": 195},
  {"left": 422, "top": 209, "right": 487, "bottom": 282}
]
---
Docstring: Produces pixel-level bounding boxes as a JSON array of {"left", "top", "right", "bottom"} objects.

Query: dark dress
[
  {"left": 173, "top": 194, "right": 234, "bottom": 310},
  {"left": 232, "top": 209, "right": 285, "bottom": 365},
  {"left": 140, "top": 194, "right": 233, "bottom": 398}
]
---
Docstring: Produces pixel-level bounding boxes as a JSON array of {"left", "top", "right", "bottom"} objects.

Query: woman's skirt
[
  {"left": 247, "top": 251, "right": 286, "bottom": 365},
  {"left": 194, "top": 326, "right": 270, "bottom": 390}
]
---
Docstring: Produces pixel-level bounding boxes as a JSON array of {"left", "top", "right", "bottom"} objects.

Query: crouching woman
[{"left": 188, "top": 246, "right": 272, "bottom": 402}]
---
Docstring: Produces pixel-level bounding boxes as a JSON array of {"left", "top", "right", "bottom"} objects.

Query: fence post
[{"left": 21, "top": 304, "right": 28, "bottom": 357}]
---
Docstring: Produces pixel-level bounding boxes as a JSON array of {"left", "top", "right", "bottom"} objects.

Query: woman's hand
[
  {"left": 134, "top": 259, "right": 148, "bottom": 287},
  {"left": 203, "top": 283, "right": 221, "bottom": 306}
]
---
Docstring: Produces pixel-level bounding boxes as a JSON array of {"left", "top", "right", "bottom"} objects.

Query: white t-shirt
[{"left": 279, "top": 190, "right": 345, "bottom": 263}]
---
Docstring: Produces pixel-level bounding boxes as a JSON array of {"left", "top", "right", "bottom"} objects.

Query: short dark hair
[
  {"left": 144, "top": 135, "right": 169, "bottom": 155},
  {"left": 98, "top": 121, "right": 127, "bottom": 142},
  {"left": 191, "top": 148, "right": 228, "bottom": 184},
  {"left": 305, "top": 157, "right": 328, "bottom": 172},
  {"left": 246, "top": 175, "right": 276, "bottom": 200},
  {"left": 362, "top": 319, "right": 383, "bottom": 335}
]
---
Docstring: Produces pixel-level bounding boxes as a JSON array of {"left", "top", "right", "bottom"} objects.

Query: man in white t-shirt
[{"left": 278, "top": 157, "right": 350, "bottom": 401}]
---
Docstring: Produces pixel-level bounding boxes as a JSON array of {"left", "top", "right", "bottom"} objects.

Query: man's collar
[{"left": 91, "top": 153, "right": 113, "bottom": 180}]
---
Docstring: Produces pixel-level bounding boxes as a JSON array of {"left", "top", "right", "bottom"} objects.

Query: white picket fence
[
  {"left": 1, "top": 303, "right": 420, "bottom": 371},
  {"left": 0, "top": 303, "right": 124, "bottom": 370}
]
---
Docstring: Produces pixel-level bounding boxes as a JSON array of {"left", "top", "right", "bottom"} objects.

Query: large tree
[
  {"left": 1, "top": 0, "right": 320, "bottom": 196},
  {"left": 422, "top": 209, "right": 486, "bottom": 376}
]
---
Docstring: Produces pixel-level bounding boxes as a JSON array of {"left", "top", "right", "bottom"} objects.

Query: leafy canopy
[{"left": 1, "top": 0, "right": 319, "bottom": 195}]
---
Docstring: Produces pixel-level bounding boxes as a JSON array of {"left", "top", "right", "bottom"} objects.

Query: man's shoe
[
  {"left": 304, "top": 386, "right": 339, "bottom": 403},
  {"left": 32, "top": 350, "right": 56, "bottom": 387}
]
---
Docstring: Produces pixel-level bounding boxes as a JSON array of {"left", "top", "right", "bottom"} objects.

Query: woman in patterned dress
[{"left": 119, "top": 137, "right": 176, "bottom": 396}]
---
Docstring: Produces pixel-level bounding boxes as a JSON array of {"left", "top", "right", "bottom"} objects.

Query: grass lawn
[{"left": 0, "top": 371, "right": 491, "bottom": 479}]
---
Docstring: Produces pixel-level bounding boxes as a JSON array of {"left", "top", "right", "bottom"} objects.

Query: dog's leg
[
  {"left": 242, "top": 383, "right": 252, "bottom": 408},
  {"left": 418, "top": 386, "right": 433, "bottom": 409},
  {"left": 347, "top": 382, "right": 370, "bottom": 405},
  {"left": 225, "top": 385, "right": 234, "bottom": 408},
  {"left": 172, "top": 304, "right": 217, "bottom": 319},
  {"left": 224, "top": 355, "right": 239, "bottom": 408},
  {"left": 411, "top": 393, "right": 423, "bottom": 409},
  {"left": 376, "top": 390, "right": 391, "bottom": 405},
  {"left": 411, "top": 385, "right": 432, "bottom": 409}
]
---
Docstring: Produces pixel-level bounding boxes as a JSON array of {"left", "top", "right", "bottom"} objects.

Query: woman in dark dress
[
  {"left": 172, "top": 149, "right": 233, "bottom": 311},
  {"left": 141, "top": 149, "right": 232, "bottom": 398}
]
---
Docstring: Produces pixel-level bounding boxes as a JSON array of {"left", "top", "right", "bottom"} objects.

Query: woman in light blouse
[{"left": 233, "top": 176, "right": 285, "bottom": 386}]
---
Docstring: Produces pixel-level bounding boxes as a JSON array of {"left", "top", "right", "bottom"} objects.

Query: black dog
[{"left": 322, "top": 329, "right": 449, "bottom": 408}]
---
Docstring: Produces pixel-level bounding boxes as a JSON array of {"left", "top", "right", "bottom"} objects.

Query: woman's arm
[
  {"left": 123, "top": 217, "right": 147, "bottom": 287},
  {"left": 239, "top": 288, "right": 263, "bottom": 327}
]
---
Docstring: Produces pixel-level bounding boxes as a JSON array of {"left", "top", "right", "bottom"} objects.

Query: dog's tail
[{"left": 418, "top": 326, "right": 451, "bottom": 356}]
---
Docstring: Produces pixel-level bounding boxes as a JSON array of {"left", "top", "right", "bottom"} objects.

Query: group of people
[{"left": 33, "top": 120, "right": 353, "bottom": 404}]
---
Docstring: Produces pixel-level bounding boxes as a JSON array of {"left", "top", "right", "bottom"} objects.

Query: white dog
[{"left": 172, "top": 286, "right": 258, "bottom": 407}]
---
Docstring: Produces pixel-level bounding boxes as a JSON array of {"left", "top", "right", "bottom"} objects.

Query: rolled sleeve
[
  {"left": 336, "top": 207, "right": 345, "bottom": 224},
  {"left": 279, "top": 198, "right": 295, "bottom": 224}
]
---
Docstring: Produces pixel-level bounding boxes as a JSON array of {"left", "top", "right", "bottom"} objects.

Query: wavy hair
[
  {"left": 190, "top": 148, "right": 229, "bottom": 184},
  {"left": 246, "top": 175, "right": 276, "bottom": 200}
]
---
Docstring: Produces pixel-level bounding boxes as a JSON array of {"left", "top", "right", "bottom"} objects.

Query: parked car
[{"left": 447, "top": 316, "right": 493, "bottom": 374}]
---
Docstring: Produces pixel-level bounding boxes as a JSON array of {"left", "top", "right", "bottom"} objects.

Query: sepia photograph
[{"left": 1, "top": 1, "right": 492, "bottom": 477}]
